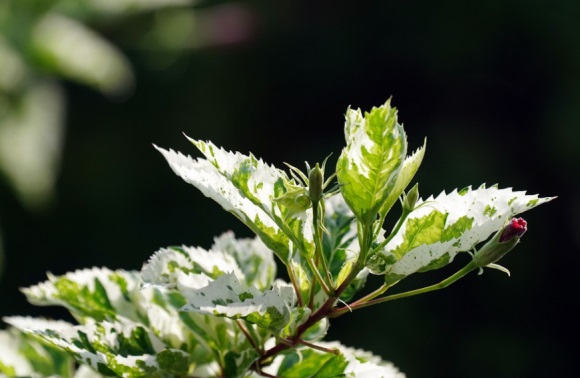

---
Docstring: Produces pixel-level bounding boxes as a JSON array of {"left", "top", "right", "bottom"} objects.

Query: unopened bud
[
  {"left": 499, "top": 217, "right": 527, "bottom": 243},
  {"left": 473, "top": 217, "right": 528, "bottom": 267},
  {"left": 308, "top": 163, "right": 324, "bottom": 202},
  {"left": 402, "top": 183, "right": 419, "bottom": 212}
]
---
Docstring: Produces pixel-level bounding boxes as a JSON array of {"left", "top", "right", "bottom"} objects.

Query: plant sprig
[{"left": 1, "top": 100, "right": 554, "bottom": 378}]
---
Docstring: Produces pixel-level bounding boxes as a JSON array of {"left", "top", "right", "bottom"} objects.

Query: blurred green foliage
[
  {"left": 0, "top": 1, "right": 578, "bottom": 377},
  {"left": 0, "top": 0, "right": 197, "bottom": 209},
  {"left": 0, "top": 0, "right": 255, "bottom": 282}
]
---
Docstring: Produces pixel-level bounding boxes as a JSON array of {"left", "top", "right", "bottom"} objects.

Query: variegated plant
[{"left": 1, "top": 100, "right": 553, "bottom": 377}]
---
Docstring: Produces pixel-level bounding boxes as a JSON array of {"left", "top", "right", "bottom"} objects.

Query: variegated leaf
[
  {"left": 0, "top": 327, "right": 72, "bottom": 377},
  {"left": 21, "top": 268, "right": 143, "bottom": 322},
  {"left": 189, "top": 137, "right": 315, "bottom": 258},
  {"left": 177, "top": 312, "right": 268, "bottom": 377},
  {"left": 337, "top": 100, "right": 408, "bottom": 226},
  {"left": 141, "top": 232, "right": 276, "bottom": 291},
  {"left": 141, "top": 240, "right": 281, "bottom": 361},
  {"left": 4, "top": 317, "right": 189, "bottom": 377},
  {"left": 376, "top": 185, "right": 555, "bottom": 283},
  {"left": 21, "top": 268, "right": 202, "bottom": 353},
  {"left": 177, "top": 272, "right": 295, "bottom": 332},
  {"left": 73, "top": 365, "right": 104, "bottom": 378},
  {"left": 268, "top": 341, "right": 405, "bottom": 378},
  {"left": 155, "top": 145, "right": 294, "bottom": 262},
  {"left": 142, "top": 245, "right": 243, "bottom": 288},
  {"left": 379, "top": 139, "right": 426, "bottom": 217},
  {"left": 143, "top": 263, "right": 269, "bottom": 376},
  {"left": 203, "top": 232, "right": 277, "bottom": 290}
]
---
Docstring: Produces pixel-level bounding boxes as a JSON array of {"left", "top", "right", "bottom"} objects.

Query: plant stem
[
  {"left": 298, "top": 339, "right": 340, "bottom": 355},
  {"left": 312, "top": 200, "right": 335, "bottom": 295},
  {"left": 258, "top": 205, "right": 425, "bottom": 372},
  {"left": 237, "top": 320, "right": 261, "bottom": 354},
  {"left": 329, "top": 260, "right": 478, "bottom": 318},
  {"left": 258, "top": 293, "right": 338, "bottom": 365},
  {"left": 286, "top": 263, "right": 304, "bottom": 307},
  {"left": 374, "top": 208, "right": 410, "bottom": 253},
  {"left": 346, "top": 283, "right": 389, "bottom": 309},
  {"left": 334, "top": 221, "right": 372, "bottom": 296},
  {"left": 306, "top": 257, "right": 332, "bottom": 297}
]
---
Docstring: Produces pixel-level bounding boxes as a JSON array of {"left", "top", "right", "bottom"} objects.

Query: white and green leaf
[
  {"left": 376, "top": 185, "right": 555, "bottom": 283},
  {"left": 0, "top": 327, "right": 72, "bottom": 378},
  {"left": 177, "top": 312, "right": 268, "bottom": 377},
  {"left": 21, "top": 268, "right": 144, "bottom": 322},
  {"left": 5, "top": 317, "right": 189, "bottom": 377},
  {"left": 267, "top": 341, "right": 405, "bottom": 378},
  {"left": 21, "top": 267, "right": 202, "bottom": 353},
  {"left": 141, "top": 232, "right": 276, "bottom": 291},
  {"left": 189, "top": 137, "right": 315, "bottom": 258},
  {"left": 142, "top": 245, "right": 243, "bottom": 288},
  {"left": 334, "top": 342, "right": 406, "bottom": 378},
  {"left": 155, "top": 145, "right": 295, "bottom": 262},
  {"left": 205, "top": 232, "right": 277, "bottom": 290},
  {"left": 177, "top": 273, "right": 295, "bottom": 332},
  {"left": 140, "top": 235, "right": 286, "bottom": 361},
  {"left": 379, "top": 139, "right": 426, "bottom": 217},
  {"left": 337, "top": 100, "right": 408, "bottom": 226}
]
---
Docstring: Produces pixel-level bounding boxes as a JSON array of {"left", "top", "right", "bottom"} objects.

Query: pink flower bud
[
  {"left": 499, "top": 217, "right": 527, "bottom": 243},
  {"left": 473, "top": 217, "right": 527, "bottom": 268}
]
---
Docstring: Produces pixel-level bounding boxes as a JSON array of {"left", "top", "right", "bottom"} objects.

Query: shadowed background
[{"left": 1, "top": 1, "right": 577, "bottom": 377}]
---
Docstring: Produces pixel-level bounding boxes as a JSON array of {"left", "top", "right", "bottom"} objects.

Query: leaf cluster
[{"left": 0, "top": 100, "right": 553, "bottom": 377}]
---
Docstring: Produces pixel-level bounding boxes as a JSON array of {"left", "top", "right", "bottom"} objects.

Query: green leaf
[
  {"left": 337, "top": 100, "right": 408, "bottom": 226},
  {"left": 378, "top": 186, "right": 555, "bottom": 283},
  {"left": 5, "top": 317, "right": 190, "bottom": 378}
]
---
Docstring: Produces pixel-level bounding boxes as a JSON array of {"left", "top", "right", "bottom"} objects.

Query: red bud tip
[{"left": 500, "top": 217, "right": 527, "bottom": 243}]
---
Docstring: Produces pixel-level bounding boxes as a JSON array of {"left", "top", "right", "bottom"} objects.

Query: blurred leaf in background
[{"left": 0, "top": 0, "right": 256, "bottom": 279}]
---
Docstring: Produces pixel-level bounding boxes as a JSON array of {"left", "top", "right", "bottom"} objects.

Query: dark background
[{"left": 1, "top": 1, "right": 578, "bottom": 377}]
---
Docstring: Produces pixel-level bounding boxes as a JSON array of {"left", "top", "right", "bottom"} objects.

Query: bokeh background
[{"left": 1, "top": 1, "right": 578, "bottom": 377}]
